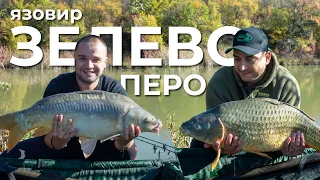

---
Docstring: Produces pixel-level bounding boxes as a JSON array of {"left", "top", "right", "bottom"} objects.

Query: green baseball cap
[{"left": 225, "top": 27, "right": 269, "bottom": 56}]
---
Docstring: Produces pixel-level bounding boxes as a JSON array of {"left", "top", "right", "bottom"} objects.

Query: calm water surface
[{"left": 1, "top": 66, "right": 320, "bottom": 158}]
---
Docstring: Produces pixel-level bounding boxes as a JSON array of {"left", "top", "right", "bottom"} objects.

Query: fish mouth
[
  {"left": 179, "top": 124, "right": 190, "bottom": 136},
  {"left": 179, "top": 126, "right": 187, "bottom": 135},
  {"left": 151, "top": 122, "right": 162, "bottom": 133}
]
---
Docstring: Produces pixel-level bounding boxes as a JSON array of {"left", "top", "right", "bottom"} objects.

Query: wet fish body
[
  {"left": 180, "top": 98, "right": 320, "bottom": 170},
  {"left": 0, "top": 90, "right": 162, "bottom": 154}
]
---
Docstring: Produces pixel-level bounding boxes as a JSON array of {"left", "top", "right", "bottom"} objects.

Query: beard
[{"left": 76, "top": 71, "right": 100, "bottom": 84}]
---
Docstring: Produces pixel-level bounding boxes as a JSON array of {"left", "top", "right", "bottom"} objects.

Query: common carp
[
  {"left": 0, "top": 90, "right": 162, "bottom": 157},
  {"left": 180, "top": 98, "right": 320, "bottom": 171}
]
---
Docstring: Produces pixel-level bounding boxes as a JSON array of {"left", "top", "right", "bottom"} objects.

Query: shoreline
[
  {"left": 1, "top": 56, "right": 320, "bottom": 70},
  {"left": 1, "top": 46, "right": 320, "bottom": 70}
]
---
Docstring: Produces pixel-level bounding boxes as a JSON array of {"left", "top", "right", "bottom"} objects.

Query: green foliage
[
  {"left": 0, "top": 82, "right": 11, "bottom": 90},
  {"left": 0, "top": 18, "right": 27, "bottom": 50},
  {"left": 74, "top": 0, "right": 122, "bottom": 30},
  {"left": 129, "top": 0, "right": 148, "bottom": 14},
  {"left": 133, "top": 13, "right": 163, "bottom": 45},
  {"left": 162, "top": 0, "right": 197, "bottom": 42},
  {"left": 22, "top": 0, "right": 58, "bottom": 48},
  {"left": 207, "top": 1, "right": 222, "bottom": 30},
  {"left": 166, "top": 112, "right": 191, "bottom": 148},
  {"left": 141, "top": 0, "right": 170, "bottom": 25},
  {"left": 219, "top": 0, "right": 258, "bottom": 28},
  {"left": 267, "top": 8, "right": 290, "bottom": 44},
  {"left": 22, "top": 130, "right": 35, "bottom": 141}
]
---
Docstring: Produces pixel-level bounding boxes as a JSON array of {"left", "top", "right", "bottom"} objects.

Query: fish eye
[{"left": 144, "top": 118, "right": 150, "bottom": 123}]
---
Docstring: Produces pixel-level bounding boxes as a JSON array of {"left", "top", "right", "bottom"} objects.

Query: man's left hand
[{"left": 281, "top": 131, "right": 305, "bottom": 157}]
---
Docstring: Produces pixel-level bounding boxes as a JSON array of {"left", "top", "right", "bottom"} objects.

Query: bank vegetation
[{"left": 0, "top": 0, "right": 320, "bottom": 69}]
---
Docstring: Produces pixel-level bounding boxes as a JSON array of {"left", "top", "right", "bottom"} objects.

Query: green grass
[
  {"left": 165, "top": 111, "right": 191, "bottom": 148},
  {"left": 0, "top": 81, "right": 11, "bottom": 90}
]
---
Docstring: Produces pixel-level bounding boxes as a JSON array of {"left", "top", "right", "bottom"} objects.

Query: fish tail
[
  {"left": 304, "top": 123, "right": 320, "bottom": 153},
  {"left": 0, "top": 112, "right": 26, "bottom": 152},
  {"left": 7, "top": 125, "right": 26, "bottom": 152}
]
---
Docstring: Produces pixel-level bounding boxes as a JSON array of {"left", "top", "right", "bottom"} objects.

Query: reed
[{"left": 165, "top": 112, "right": 191, "bottom": 148}]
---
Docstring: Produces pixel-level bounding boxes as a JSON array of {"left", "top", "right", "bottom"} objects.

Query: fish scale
[
  {"left": 220, "top": 102, "right": 313, "bottom": 152},
  {"left": 180, "top": 98, "right": 320, "bottom": 171},
  {"left": 0, "top": 90, "right": 162, "bottom": 154}
]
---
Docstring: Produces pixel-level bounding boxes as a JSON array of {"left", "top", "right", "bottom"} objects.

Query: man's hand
[
  {"left": 114, "top": 124, "right": 141, "bottom": 150},
  {"left": 281, "top": 131, "right": 305, "bottom": 157},
  {"left": 204, "top": 134, "right": 242, "bottom": 155},
  {"left": 114, "top": 124, "right": 141, "bottom": 160},
  {"left": 51, "top": 114, "right": 78, "bottom": 149}
]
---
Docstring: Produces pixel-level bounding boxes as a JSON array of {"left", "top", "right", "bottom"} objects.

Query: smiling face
[
  {"left": 233, "top": 50, "right": 271, "bottom": 87},
  {"left": 74, "top": 40, "right": 107, "bottom": 89}
]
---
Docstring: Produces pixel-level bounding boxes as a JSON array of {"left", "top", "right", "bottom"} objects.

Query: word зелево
[{"left": 10, "top": 26, "right": 240, "bottom": 67}]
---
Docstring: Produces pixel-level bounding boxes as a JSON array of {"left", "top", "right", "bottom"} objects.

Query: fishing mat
[
  {"left": 0, "top": 158, "right": 184, "bottom": 180},
  {"left": 0, "top": 148, "right": 318, "bottom": 180},
  {"left": 176, "top": 148, "right": 319, "bottom": 179}
]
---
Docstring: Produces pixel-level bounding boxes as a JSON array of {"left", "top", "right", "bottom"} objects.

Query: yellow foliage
[
  {"left": 296, "top": 37, "right": 316, "bottom": 52},
  {"left": 269, "top": 27, "right": 288, "bottom": 44},
  {"left": 232, "top": 0, "right": 241, "bottom": 7},
  {"left": 0, "top": 18, "right": 27, "bottom": 50},
  {"left": 133, "top": 14, "right": 163, "bottom": 45},
  {"left": 193, "top": 0, "right": 202, "bottom": 8}
]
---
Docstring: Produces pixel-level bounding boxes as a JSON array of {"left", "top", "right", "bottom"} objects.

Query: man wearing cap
[{"left": 191, "top": 27, "right": 305, "bottom": 157}]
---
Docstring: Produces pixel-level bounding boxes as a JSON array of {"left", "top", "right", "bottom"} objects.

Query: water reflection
[{"left": 1, "top": 66, "right": 320, "bottom": 150}]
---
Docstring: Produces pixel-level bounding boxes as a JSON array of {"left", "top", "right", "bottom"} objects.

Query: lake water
[{"left": 1, "top": 66, "right": 320, "bottom": 160}]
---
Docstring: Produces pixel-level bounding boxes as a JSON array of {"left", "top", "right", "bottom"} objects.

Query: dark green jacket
[
  {"left": 190, "top": 52, "right": 301, "bottom": 149},
  {"left": 206, "top": 52, "right": 300, "bottom": 110}
]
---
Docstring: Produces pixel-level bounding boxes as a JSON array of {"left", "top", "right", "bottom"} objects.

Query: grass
[
  {"left": 0, "top": 131, "right": 35, "bottom": 152},
  {"left": 165, "top": 111, "right": 191, "bottom": 148},
  {"left": 0, "top": 79, "right": 34, "bottom": 152},
  {"left": 0, "top": 81, "right": 11, "bottom": 90},
  {"left": 0, "top": 130, "right": 8, "bottom": 152}
]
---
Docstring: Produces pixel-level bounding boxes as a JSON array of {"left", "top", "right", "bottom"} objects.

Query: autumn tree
[{"left": 217, "top": 0, "right": 259, "bottom": 28}]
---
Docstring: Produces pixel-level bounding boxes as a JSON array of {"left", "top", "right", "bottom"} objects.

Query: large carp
[
  {"left": 180, "top": 98, "right": 320, "bottom": 171},
  {"left": 0, "top": 90, "right": 162, "bottom": 157}
]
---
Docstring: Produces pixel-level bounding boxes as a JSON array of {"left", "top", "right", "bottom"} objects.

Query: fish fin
[
  {"left": 211, "top": 118, "right": 224, "bottom": 172},
  {"left": 7, "top": 125, "right": 26, "bottom": 152},
  {"left": 0, "top": 112, "right": 16, "bottom": 130},
  {"left": 305, "top": 144, "right": 312, "bottom": 148},
  {"left": 211, "top": 147, "right": 221, "bottom": 171},
  {"left": 305, "top": 144, "right": 320, "bottom": 152},
  {"left": 249, "top": 151, "right": 272, "bottom": 159},
  {"left": 100, "top": 134, "right": 121, "bottom": 143},
  {"left": 217, "top": 118, "right": 225, "bottom": 142},
  {"left": 79, "top": 138, "right": 97, "bottom": 159},
  {"left": 33, "top": 126, "right": 52, "bottom": 137},
  {"left": 263, "top": 98, "right": 316, "bottom": 122},
  {"left": 260, "top": 98, "right": 282, "bottom": 105}
]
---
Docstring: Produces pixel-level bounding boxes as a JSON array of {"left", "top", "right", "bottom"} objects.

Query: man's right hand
[
  {"left": 45, "top": 114, "right": 78, "bottom": 150},
  {"left": 204, "top": 134, "right": 242, "bottom": 155}
]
